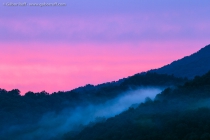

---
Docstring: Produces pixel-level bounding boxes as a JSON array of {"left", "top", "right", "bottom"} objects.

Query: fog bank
[{"left": 2, "top": 87, "right": 163, "bottom": 140}]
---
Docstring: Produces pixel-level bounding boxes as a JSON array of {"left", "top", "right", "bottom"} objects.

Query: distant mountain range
[{"left": 149, "top": 44, "right": 210, "bottom": 79}]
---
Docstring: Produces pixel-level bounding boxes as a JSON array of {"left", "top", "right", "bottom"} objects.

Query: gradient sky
[{"left": 0, "top": 0, "right": 210, "bottom": 94}]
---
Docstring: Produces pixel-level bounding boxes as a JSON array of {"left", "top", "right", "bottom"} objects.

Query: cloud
[{"left": 0, "top": 1, "right": 210, "bottom": 43}]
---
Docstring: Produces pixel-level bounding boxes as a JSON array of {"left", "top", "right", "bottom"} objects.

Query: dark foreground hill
[
  {"left": 150, "top": 44, "right": 210, "bottom": 79},
  {"left": 67, "top": 70, "right": 210, "bottom": 140},
  {"left": 0, "top": 73, "right": 186, "bottom": 139}
]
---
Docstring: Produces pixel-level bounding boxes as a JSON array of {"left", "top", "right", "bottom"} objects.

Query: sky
[{"left": 0, "top": 0, "right": 210, "bottom": 94}]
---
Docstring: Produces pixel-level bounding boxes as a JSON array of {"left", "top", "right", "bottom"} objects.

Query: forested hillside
[
  {"left": 67, "top": 71, "right": 210, "bottom": 140},
  {"left": 0, "top": 73, "right": 186, "bottom": 139}
]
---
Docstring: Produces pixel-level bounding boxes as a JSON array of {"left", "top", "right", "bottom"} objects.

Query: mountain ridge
[
  {"left": 148, "top": 44, "right": 210, "bottom": 79},
  {"left": 72, "top": 44, "right": 210, "bottom": 94}
]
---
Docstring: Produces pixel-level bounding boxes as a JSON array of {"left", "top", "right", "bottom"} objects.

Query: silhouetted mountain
[
  {"left": 68, "top": 70, "right": 210, "bottom": 140},
  {"left": 1, "top": 44, "right": 210, "bottom": 139},
  {"left": 149, "top": 44, "right": 210, "bottom": 79}
]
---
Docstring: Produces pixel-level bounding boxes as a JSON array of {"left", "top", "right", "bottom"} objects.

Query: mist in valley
[{"left": 1, "top": 87, "right": 163, "bottom": 140}]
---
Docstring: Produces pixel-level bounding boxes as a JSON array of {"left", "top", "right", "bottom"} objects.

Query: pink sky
[
  {"left": 0, "top": 41, "right": 208, "bottom": 94},
  {"left": 0, "top": 1, "right": 210, "bottom": 94}
]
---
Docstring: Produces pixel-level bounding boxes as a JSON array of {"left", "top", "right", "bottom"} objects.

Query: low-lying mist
[{"left": 1, "top": 87, "right": 163, "bottom": 140}]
